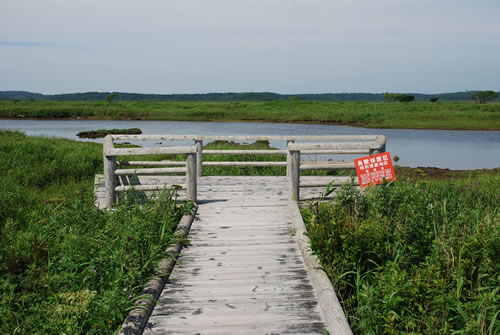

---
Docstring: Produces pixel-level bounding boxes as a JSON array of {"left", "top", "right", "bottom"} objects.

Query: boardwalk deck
[
  {"left": 94, "top": 175, "right": 357, "bottom": 209},
  {"left": 94, "top": 176, "right": 353, "bottom": 334}
]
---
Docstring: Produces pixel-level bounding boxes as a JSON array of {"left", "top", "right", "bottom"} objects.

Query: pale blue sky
[{"left": 1, "top": 0, "right": 499, "bottom": 94}]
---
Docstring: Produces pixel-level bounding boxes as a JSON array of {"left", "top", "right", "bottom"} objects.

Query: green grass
[
  {"left": 0, "top": 131, "right": 191, "bottom": 334},
  {"left": 301, "top": 177, "right": 499, "bottom": 334},
  {"left": 1, "top": 100, "right": 499, "bottom": 129}
]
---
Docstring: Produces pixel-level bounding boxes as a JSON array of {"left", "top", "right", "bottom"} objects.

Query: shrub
[
  {"left": 384, "top": 92, "right": 415, "bottom": 103},
  {"left": 302, "top": 178, "right": 500, "bottom": 333},
  {"left": 399, "top": 94, "right": 415, "bottom": 102},
  {"left": 472, "top": 90, "right": 498, "bottom": 104}
]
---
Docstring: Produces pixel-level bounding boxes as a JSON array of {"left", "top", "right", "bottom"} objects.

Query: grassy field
[
  {"left": 1, "top": 100, "right": 499, "bottom": 129},
  {"left": 0, "top": 131, "right": 192, "bottom": 334},
  {"left": 301, "top": 176, "right": 499, "bottom": 334}
]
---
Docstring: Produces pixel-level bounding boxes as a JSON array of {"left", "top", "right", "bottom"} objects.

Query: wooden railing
[
  {"left": 103, "top": 135, "right": 197, "bottom": 209},
  {"left": 287, "top": 135, "right": 386, "bottom": 201},
  {"left": 103, "top": 134, "right": 386, "bottom": 207}
]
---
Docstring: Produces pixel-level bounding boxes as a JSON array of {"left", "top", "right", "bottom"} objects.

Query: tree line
[{"left": 1, "top": 90, "right": 498, "bottom": 103}]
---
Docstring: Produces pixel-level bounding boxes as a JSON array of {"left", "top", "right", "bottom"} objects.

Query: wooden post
[
  {"left": 195, "top": 140, "right": 203, "bottom": 177},
  {"left": 104, "top": 155, "right": 117, "bottom": 208},
  {"left": 286, "top": 140, "right": 295, "bottom": 177},
  {"left": 288, "top": 150, "right": 300, "bottom": 201},
  {"left": 369, "top": 135, "right": 386, "bottom": 155},
  {"left": 103, "top": 135, "right": 117, "bottom": 208},
  {"left": 186, "top": 152, "right": 197, "bottom": 202}
]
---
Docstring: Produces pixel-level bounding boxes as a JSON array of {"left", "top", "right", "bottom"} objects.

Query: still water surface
[{"left": 1, "top": 119, "right": 499, "bottom": 170}]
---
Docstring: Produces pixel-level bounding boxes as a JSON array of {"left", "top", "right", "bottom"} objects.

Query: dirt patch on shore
[{"left": 395, "top": 166, "right": 499, "bottom": 181}]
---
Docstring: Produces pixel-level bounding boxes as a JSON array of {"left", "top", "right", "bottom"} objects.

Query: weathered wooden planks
[
  {"left": 96, "top": 175, "right": 354, "bottom": 333},
  {"left": 142, "top": 178, "right": 330, "bottom": 334}
]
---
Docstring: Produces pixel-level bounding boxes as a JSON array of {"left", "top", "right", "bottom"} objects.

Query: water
[{"left": 1, "top": 119, "right": 499, "bottom": 170}]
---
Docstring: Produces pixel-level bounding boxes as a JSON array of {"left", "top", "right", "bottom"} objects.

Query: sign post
[{"left": 354, "top": 152, "right": 396, "bottom": 187}]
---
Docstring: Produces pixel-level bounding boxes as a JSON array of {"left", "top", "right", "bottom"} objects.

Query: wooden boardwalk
[
  {"left": 94, "top": 175, "right": 353, "bottom": 334},
  {"left": 94, "top": 175, "right": 354, "bottom": 209},
  {"left": 94, "top": 133, "right": 384, "bottom": 333}
]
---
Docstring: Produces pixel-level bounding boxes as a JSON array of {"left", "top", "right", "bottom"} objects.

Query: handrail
[
  {"left": 106, "top": 146, "right": 197, "bottom": 156},
  {"left": 287, "top": 135, "right": 386, "bottom": 201},
  {"left": 203, "top": 149, "right": 287, "bottom": 155},
  {"left": 117, "top": 161, "right": 186, "bottom": 167},
  {"left": 111, "top": 134, "right": 379, "bottom": 141},
  {"left": 103, "top": 134, "right": 387, "bottom": 205},
  {"left": 288, "top": 135, "right": 386, "bottom": 151},
  {"left": 102, "top": 135, "right": 197, "bottom": 209},
  {"left": 110, "top": 134, "right": 385, "bottom": 177}
]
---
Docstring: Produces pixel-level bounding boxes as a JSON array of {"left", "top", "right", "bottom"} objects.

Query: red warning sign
[{"left": 354, "top": 152, "right": 396, "bottom": 188}]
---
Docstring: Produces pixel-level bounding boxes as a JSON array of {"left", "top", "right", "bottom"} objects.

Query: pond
[{"left": 1, "top": 119, "right": 499, "bottom": 170}]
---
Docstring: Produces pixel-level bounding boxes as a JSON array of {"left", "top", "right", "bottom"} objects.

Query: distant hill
[{"left": 0, "top": 90, "right": 496, "bottom": 102}]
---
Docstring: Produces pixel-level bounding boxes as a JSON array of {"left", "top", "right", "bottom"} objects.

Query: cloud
[
  {"left": 0, "top": 40, "right": 76, "bottom": 48},
  {"left": 1, "top": 0, "right": 499, "bottom": 93}
]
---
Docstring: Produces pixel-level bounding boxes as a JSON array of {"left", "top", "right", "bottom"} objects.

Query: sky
[{"left": 1, "top": 0, "right": 499, "bottom": 95}]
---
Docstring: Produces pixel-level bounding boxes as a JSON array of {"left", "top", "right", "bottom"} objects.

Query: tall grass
[
  {"left": 302, "top": 178, "right": 499, "bottom": 334},
  {"left": 1, "top": 100, "right": 499, "bottom": 129},
  {"left": 0, "top": 131, "right": 191, "bottom": 334}
]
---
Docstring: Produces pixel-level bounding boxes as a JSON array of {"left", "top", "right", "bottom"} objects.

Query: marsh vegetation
[
  {"left": 302, "top": 177, "right": 499, "bottom": 333},
  {"left": 1, "top": 131, "right": 498, "bottom": 334},
  {"left": 0, "top": 131, "right": 191, "bottom": 334},
  {"left": 1, "top": 100, "right": 499, "bottom": 130}
]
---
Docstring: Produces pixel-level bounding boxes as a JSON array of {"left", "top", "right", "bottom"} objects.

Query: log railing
[
  {"left": 287, "top": 135, "right": 386, "bottom": 201},
  {"left": 111, "top": 134, "right": 383, "bottom": 175},
  {"left": 103, "top": 135, "right": 197, "bottom": 209},
  {"left": 103, "top": 134, "right": 386, "bottom": 206}
]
